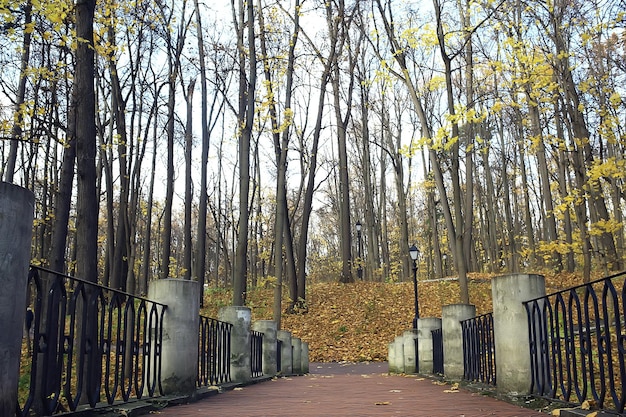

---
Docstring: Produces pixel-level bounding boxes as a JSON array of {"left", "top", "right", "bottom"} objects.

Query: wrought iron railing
[
  {"left": 461, "top": 312, "right": 496, "bottom": 385},
  {"left": 277, "top": 339, "right": 282, "bottom": 373},
  {"left": 432, "top": 328, "right": 444, "bottom": 375},
  {"left": 524, "top": 272, "right": 626, "bottom": 414},
  {"left": 197, "top": 316, "right": 232, "bottom": 386},
  {"left": 250, "top": 330, "right": 264, "bottom": 378},
  {"left": 18, "top": 266, "right": 167, "bottom": 416}
]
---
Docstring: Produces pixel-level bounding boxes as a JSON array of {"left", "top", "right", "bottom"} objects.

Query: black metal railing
[
  {"left": 277, "top": 339, "right": 282, "bottom": 373},
  {"left": 197, "top": 316, "right": 232, "bottom": 386},
  {"left": 524, "top": 272, "right": 626, "bottom": 414},
  {"left": 461, "top": 312, "right": 496, "bottom": 385},
  {"left": 18, "top": 266, "right": 167, "bottom": 416},
  {"left": 250, "top": 330, "right": 264, "bottom": 378},
  {"left": 432, "top": 328, "right": 444, "bottom": 375}
]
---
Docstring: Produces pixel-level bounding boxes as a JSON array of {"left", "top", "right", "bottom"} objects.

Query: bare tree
[{"left": 232, "top": 0, "right": 257, "bottom": 305}]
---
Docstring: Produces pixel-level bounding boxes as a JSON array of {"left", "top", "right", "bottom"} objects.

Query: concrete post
[
  {"left": 417, "top": 318, "right": 442, "bottom": 374},
  {"left": 219, "top": 306, "right": 252, "bottom": 383},
  {"left": 277, "top": 330, "right": 292, "bottom": 375},
  {"left": 0, "top": 183, "right": 34, "bottom": 417},
  {"left": 301, "top": 342, "right": 310, "bottom": 374},
  {"left": 387, "top": 341, "right": 394, "bottom": 367},
  {"left": 492, "top": 274, "right": 546, "bottom": 394},
  {"left": 402, "top": 330, "right": 418, "bottom": 373},
  {"left": 292, "top": 337, "right": 302, "bottom": 375},
  {"left": 442, "top": 304, "right": 476, "bottom": 380},
  {"left": 252, "top": 320, "right": 277, "bottom": 376},
  {"left": 388, "top": 335, "right": 405, "bottom": 374},
  {"left": 147, "top": 279, "right": 200, "bottom": 395}
]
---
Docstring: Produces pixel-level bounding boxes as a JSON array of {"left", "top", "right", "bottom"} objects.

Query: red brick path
[{"left": 152, "top": 362, "right": 546, "bottom": 417}]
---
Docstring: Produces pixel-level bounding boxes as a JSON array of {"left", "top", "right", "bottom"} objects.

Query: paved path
[{"left": 153, "top": 362, "right": 547, "bottom": 417}]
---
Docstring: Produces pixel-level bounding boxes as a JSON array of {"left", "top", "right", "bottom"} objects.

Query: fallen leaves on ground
[
  {"left": 443, "top": 383, "right": 460, "bottom": 393},
  {"left": 201, "top": 272, "right": 586, "bottom": 363}
]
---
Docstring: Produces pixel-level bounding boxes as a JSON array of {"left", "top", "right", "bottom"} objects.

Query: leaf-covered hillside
[{"left": 200, "top": 273, "right": 583, "bottom": 362}]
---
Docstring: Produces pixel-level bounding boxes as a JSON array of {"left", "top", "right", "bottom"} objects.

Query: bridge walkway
[{"left": 153, "top": 362, "right": 546, "bottom": 417}]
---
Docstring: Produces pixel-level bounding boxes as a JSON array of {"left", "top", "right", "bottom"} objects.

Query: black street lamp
[
  {"left": 356, "top": 221, "right": 363, "bottom": 280},
  {"left": 409, "top": 244, "right": 419, "bottom": 329}
]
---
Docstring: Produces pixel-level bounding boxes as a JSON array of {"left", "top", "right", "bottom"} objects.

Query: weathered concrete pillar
[
  {"left": 252, "top": 320, "right": 277, "bottom": 377},
  {"left": 387, "top": 341, "right": 395, "bottom": 372},
  {"left": 0, "top": 183, "right": 34, "bottom": 417},
  {"left": 388, "top": 335, "right": 405, "bottom": 373},
  {"left": 417, "top": 318, "right": 442, "bottom": 374},
  {"left": 402, "top": 330, "right": 418, "bottom": 373},
  {"left": 442, "top": 304, "right": 476, "bottom": 380},
  {"left": 277, "top": 330, "right": 292, "bottom": 375},
  {"left": 492, "top": 274, "right": 546, "bottom": 394},
  {"left": 301, "top": 341, "right": 310, "bottom": 374},
  {"left": 219, "top": 306, "right": 252, "bottom": 383},
  {"left": 292, "top": 337, "right": 302, "bottom": 374},
  {"left": 148, "top": 279, "right": 200, "bottom": 394}
]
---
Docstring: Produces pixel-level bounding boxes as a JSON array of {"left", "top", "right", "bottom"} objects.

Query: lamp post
[
  {"left": 356, "top": 221, "right": 363, "bottom": 280},
  {"left": 442, "top": 254, "right": 447, "bottom": 278},
  {"left": 409, "top": 244, "right": 419, "bottom": 329}
]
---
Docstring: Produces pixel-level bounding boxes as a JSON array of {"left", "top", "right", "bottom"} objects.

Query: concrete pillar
[
  {"left": 219, "top": 306, "right": 252, "bottom": 383},
  {"left": 147, "top": 279, "right": 200, "bottom": 394},
  {"left": 417, "top": 318, "right": 442, "bottom": 374},
  {"left": 442, "top": 304, "right": 476, "bottom": 380},
  {"left": 0, "top": 183, "right": 34, "bottom": 417},
  {"left": 402, "top": 330, "right": 418, "bottom": 373},
  {"left": 292, "top": 337, "right": 302, "bottom": 374},
  {"left": 387, "top": 342, "right": 395, "bottom": 371},
  {"left": 492, "top": 274, "right": 546, "bottom": 394},
  {"left": 388, "top": 335, "right": 405, "bottom": 374},
  {"left": 301, "top": 342, "right": 310, "bottom": 374},
  {"left": 252, "top": 320, "right": 277, "bottom": 377},
  {"left": 277, "top": 330, "right": 292, "bottom": 375}
]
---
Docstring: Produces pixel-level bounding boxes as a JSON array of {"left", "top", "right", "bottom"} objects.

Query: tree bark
[{"left": 232, "top": 0, "right": 256, "bottom": 305}]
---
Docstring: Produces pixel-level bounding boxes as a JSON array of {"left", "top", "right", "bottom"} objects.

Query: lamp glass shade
[
  {"left": 409, "top": 245, "right": 418, "bottom": 261},
  {"left": 356, "top": 221, "right": 362, "bottom": 232}
]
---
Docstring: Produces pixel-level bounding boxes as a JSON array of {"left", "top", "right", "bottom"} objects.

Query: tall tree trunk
[
  {"left": 139, "top": 106, "right": 159, "bottom": 295},
  {"left": 374, "top": 0, "right": 469, "bottom": 302},
  {"left": 434, "top": 0, "right": 470, "bottom": 295},
  {"left": 525, "top": 88, "right": 562, "bottom": 271},
  {"left": 3, "top": 0, "right": 32, "bottom": 183},
  {"left": 295, "top": 0, "right": 339, "bottom": 303},
  {"left": 359, "top": 80, "right": 379, "bottom": 281},
  {"left": 183, "top": 79, "right": 196, "bottom": 280},
  {"left": 498, "top": 117, "right": 518, "bottom": 271},
  {"left": 232, "top": 0, "right": 256, "bottom": 305},
  {"left": 194, "top": 0, "right": 209, "bottom": 303},
  {"left": 550, "top": 11, "right": 620, "bottom": 273},
  {"left": 554, "top": 98, "right": 576, "bottom": 272},
  {"left": 74, "top": 0, "right": 98, "bottom": 282},
  {"left": 108, "top": 25, "right": 130, "bottom": 290},
  {"left": 514, "top": 106, "right": 537, "bottom": 267},
  {"left": 329, "top": 0, "right": 356, "bottom": 284},
  {"left": 160, "top": 55, "right": 176, "bottom": 279},
  {"left": 158, "top": 0, "right": 187, "bottom": 279}
]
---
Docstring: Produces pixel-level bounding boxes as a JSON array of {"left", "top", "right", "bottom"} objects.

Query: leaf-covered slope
[{"left": 201, "top": 273, "right": 582, "bottom": 363}]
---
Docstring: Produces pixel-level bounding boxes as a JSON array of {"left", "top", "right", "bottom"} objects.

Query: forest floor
[{"left": 200, "top": 271, "right": 587, "bottom": 362}]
